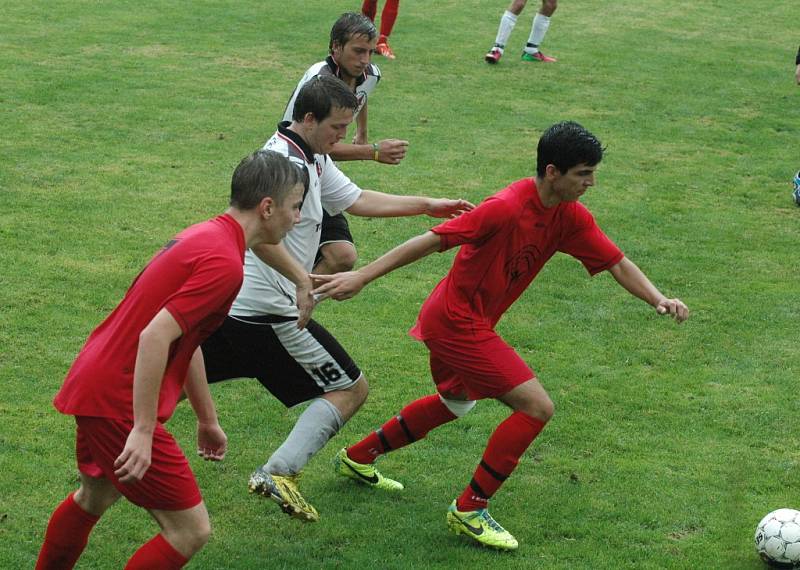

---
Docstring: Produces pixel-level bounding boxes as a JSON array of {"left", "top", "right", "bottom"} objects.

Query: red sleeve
[
  {"left": 558, "top": 204, "right": 624, "bottom": 275},
  {"left": 431, "top": 195, "right": 511, "bottom": 252},
  {"left": 163, "top": 255, "right": 243, "bottom": 333}
]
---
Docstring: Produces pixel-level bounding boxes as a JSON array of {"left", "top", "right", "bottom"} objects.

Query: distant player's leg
[
  {"left": 485, "top": 0, "right": 527, "bottom": 63},
  {"left": 35, "top": 474, "right": 119, "bottom": 570},
  {"left": 245, "top": 320, "right": 364, "bottom": 522},
  {"left": 375, "top": 0, "right": 399, "bottom": 59},
  {"left": 522, "top": 0, "right": 558, "bottom": 62},
  {"left": 448, "top": 379, "right": 551, "bottom": 551},
  {"left": 362, "top": 0, "right": 378, "bottom": 21},
  {"left": 336, "top": 392, "right": 470, "bottom": 489}
]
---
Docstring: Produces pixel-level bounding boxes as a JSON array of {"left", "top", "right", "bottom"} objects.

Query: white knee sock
[
  {"left": 526, "top": 13, "right": 551, "bottom": 53},
  {"left": 264, "top": 398, "right": 344, "bottom": 476},
  {"left": 494, "top": 10, "right": 518, "bottom": 51}
]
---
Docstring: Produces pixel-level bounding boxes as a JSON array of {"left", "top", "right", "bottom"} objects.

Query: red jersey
[
  {"left": 410, "top": 178, "right": 624, "bottom": 340},
  {"left": 54, "top": 214, "right": 246, "bottom": 423}
]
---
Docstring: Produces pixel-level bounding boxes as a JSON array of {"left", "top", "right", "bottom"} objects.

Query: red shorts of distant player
[
  {"left": 75, "top": 416, "right": 202, "bottom": 511},
  {"left": 424, "top": 331, "right": 536, "bottom": 401}
]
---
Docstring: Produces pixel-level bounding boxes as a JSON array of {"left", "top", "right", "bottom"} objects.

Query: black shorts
[
  {"left": 202, "top": 316, "right": 362, "bottom": 407},
  {"left": 315, "top": 211, "right": 354, "bottom": 265}
]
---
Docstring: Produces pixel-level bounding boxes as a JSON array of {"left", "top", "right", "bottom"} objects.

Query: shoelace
[{"left": 477, "top": 510, "right": 505, "bottom": 532}]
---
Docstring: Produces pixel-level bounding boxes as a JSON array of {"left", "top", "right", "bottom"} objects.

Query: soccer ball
[
  {"left": 755, "top": 508, "right": 800, "bottom": 567},
  {"left": 792, "top": 171, "right": 800, "bottom": 206}
]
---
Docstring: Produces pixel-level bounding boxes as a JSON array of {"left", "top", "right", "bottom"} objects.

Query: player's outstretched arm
[
  {"left": 114, "top": 308, "right": 183, "bottom": 484},
  {"left": 330, "top": 139, "right": 409, "bottom": 164},
  {"left": 252, "top": 242, "right": 315, "bottom": 329},
  {"left": 608, "top": 256, "right": 689, "bottom": 323},
  {"left": 311, "top": 231, "right": 442, "bottom": 301},
  {"left": 346, "top": 190, "right": 474, "bottom": 219},
  {"left": 185, "top": 347, "right": 227, "bottom": 461}
]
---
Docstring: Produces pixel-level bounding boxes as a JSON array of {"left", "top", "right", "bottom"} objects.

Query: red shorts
[
  {"left": 75, "top": 416, "right": 202, "bottom": 511},
  {"left": 423, "top": 331, "right": 536, "bottom": 400}
]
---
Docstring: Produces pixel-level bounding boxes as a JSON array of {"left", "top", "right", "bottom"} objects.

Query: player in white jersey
[
  {"left": 202, "top": 75, "right": 473, "bottom": 523},
  {"left": 283, "top": 13, "right": 409, "bottom": 276},
  {"left": 485, "top": 0, "right": 558, "bottom": 64}
]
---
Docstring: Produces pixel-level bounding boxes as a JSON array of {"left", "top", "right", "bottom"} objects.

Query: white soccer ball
[{"left": 755, "top": 508, "right": 800, "bottom": 567}]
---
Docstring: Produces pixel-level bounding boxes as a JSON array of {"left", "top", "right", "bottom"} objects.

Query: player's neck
[
  {"left": 535, "top": 177, "right": 561, "bottom": 208},
  {"left": 225, "top": 208, "right": 264, "bottom": 248}
]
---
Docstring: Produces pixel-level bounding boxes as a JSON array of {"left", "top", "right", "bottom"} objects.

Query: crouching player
[
  {"left": 35, "top": 151, "right": 305, "bottom": 569},
  {"left": 312, "top": 121, "right": 689, "bottom": 550}
]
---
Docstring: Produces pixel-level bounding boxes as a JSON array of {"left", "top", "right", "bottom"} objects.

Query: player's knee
[
  {"left": 532, "top": 396, "right": 555, "bottom": 422},
  {"left": 323, "top": 243, "right": 358, "bottom": 273},
  {"left": 180, "top": 519, "right": 212, "bottom": 556},
  {"left": 439, "top": 396, "right": 476, "bottom": 418},
  {"left": 541, "top": 0, "right": 557, "bottom": 14}
]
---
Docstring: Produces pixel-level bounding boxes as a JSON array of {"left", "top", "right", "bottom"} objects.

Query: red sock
[
  {"left": 361, "top": 0, "right": 377, "bottom": 21},
  {"left": 125, "top": 534, "right": 188, "bottom": 570},
  {"left": 457, "top": 411, "right": 546, "bottom": 511},
  {"left": 347, "top": 394, "right": 457, "bottom": 464},
  {"left": 379, "top": 0, "right": 400, "bottom": 38},
  {"left": 35, "top": 492, "right": 100, "bottom": 570}
]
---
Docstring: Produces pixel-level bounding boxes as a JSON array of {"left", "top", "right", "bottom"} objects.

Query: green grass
[{"left": 2, "top": 0, "right": 799, "bottom": 568}]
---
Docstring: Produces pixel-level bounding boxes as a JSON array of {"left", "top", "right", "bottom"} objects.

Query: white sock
[
  {"left": 264, "top": 398, "right": 344, "bottom": 476},
  {"left": 494, "top": 10, "right": 518, "bottom": 51},
  {"left": 525, "top": 13, "right": 551, "bottom": 53}
]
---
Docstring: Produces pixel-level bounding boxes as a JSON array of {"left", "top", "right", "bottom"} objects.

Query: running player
[
  {"left": 202, "top": 75, "right": 473, "bottom": 523},
  {"left": 283, "top": 12, "right": 408, "bottom": 275},
  {"left": 312, "top": 121, "right": 689, "bottom": 550},
  {"left": 35, "top": 151, "right": 305, "bottom": 569},
  {"left": 485, "top": 0, "right": 558, "bottom": 64}
]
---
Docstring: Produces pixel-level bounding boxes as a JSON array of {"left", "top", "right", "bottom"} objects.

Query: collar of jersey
[
  {"left": 277, "top": 121, "right": 315, "bottom": 163},
  {"left": 325, "top": 55, "right": 367, "bottom": 87}
]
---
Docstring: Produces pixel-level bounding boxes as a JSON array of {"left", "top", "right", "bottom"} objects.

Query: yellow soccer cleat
[
  {"left": 446, "top": 500, "right": 519, "bottom": 550},
  {"left": 333, "top": 448, "right": 404, "bottom": 491},
  {"left": 248, "top": 468, "right": 319, "bottom": 523}
]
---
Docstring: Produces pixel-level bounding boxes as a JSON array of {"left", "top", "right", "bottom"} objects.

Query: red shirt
[
  {"left": 410, "top": 178, "right": 624, "bottom": 340},
  {"left": 54, "top": 214, "right": 246, "bottom": 423}
]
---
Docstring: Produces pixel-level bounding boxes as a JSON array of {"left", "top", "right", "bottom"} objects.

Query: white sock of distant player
[
  {"left": 263, "top": 398, "right": 344, "bottom": 476},
  {"left": 525, "top": 13, "right": 551, "bottom": 54},
  {"left": 493, "top": 10, "right": 517, "bottom": 52}
]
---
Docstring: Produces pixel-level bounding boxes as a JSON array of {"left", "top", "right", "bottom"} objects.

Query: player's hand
[
  {"left": 656, "top": 298, "right": 689, "bottom": 323},
  {"left": 295, "top": 280, "right": 316, "bottom": 329},
  {"left": 375, "top": 139, "right": 409, "bottom": 165},
  {"left": 197, "top": 421, "right": 227, "bottom": 461},
  {"left": 310, "top": 271, "right": 367, "bottom": 301},
  {"left": 425, "top": 198, "right": 475, "bottom": 219},
  {"left": 114, "top": 427, "right": 153, "bottom": 484}
]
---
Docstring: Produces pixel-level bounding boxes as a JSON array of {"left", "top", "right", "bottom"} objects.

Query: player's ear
[
  {"left": 544, "top": 164, "right": 560, "bottom": 180},
  {"left": 302, "top": 112, "right": 317, "bottom": 127},
  {"left": 259, "top": 196, "right": 275, "bottom": 219}
]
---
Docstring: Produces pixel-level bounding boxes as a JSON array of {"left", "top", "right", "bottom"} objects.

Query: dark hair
[
  {"left": 291, "top": 75, "right": 359, "bottom": 122},
  {"left": 329, "top": 12, "right": 377, "bottom": 52},
  {"left": 230, "top": 150, "right": 305, "bottom": 210},
  {"left": 536, "top": 121, "right": 604, "bottom": 178}
]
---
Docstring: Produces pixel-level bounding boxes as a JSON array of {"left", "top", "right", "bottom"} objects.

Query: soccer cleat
[
  {"left": 376, "top": 39, "right": 396, "bottom": 60},
  {"left": 248, "top": 468, "right": 319, "bottom": 523},
  {"left": 484, "top": 47, "right": 503, "bottom": 64},
  {"left": 446, "top": 500, "right": 519, "bottom": 550},
  {"left": 333, "top": 448, "right": 404, "bottom": 490},
  {"left": 521, "top": 51, "right": 557, "bottom": 63}
]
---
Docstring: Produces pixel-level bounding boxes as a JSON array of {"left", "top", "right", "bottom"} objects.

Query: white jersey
[
  {"left": 282, "top": 56, "right": 381, "bottom": 123},
  {"left": 230, "top": 124, "right": 362, "bottom": 318}
]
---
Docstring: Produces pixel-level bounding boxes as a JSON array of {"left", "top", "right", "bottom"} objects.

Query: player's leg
[
  {"left": 522, "top": 0, "right": 558, "bottom": 62},
  {"left": 125, "top": 503, "right": 211, "bottom": 569},
  {"left": 35, "top": 473, "right": 121, "bottom": 570},
  {"left": 375, "top": 0, "right": 399, "bottom": 59},
  {"left": 247, "top": 319, "right": 363, "bottom": 522},
  {"left": 313, "top": 212, "right": 357, "bottom": 275},
  {"left": 485, "top": 0, "right": 528, "bottom": 63},
  {"left": 362, "top": 0, "right": 378, "bottom": 21},
  {"left": 335, "top": 347, "right": 474, "bottom": 489}
]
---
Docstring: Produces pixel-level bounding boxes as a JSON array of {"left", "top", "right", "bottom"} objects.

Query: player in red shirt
[
  {"left": 312, "top": 121, "right": 689, "bottom": 551},
  {"left": 361, "top": 0, "right": 400, "bottom": 59},
  {"left": 35, "top": 151, "right": 306, "bottom": 570}
]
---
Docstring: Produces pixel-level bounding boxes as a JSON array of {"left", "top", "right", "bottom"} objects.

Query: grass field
[{"left": 2, "top": 0, "right": 799, "bottom": 568}]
